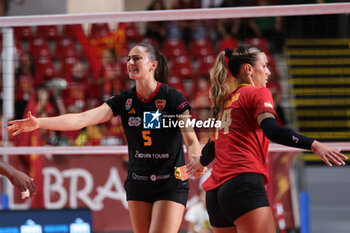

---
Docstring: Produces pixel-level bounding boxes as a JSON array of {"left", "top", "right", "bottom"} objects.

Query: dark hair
[
  {"left": 225, "top": 44, "right": 262, "bottom": 77},
  {"left": 147, "top": 0, "right": 166, "bottom": 10},
  {"left": 136, "top": 42, "right": 168, "bottom": 83}
]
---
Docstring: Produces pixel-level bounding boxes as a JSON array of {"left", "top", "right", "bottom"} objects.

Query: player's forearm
[
  {"left": 184, "top": 133, "right": 202, "bottom": 161},
  {"left": 38, "top": 113, "right": 86, "bottom": 131},
  {"left": 0, "top": 161, "right": 14, "bottom": 177}
]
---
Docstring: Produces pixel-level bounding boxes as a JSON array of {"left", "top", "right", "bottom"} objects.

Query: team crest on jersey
[
  {"left": 174, "top": 166, "right": 188, "bottom": 181},
  {"left": 155, "top": 99, "right": 166, "bottom": 111},
  {"left": 125, "top": 98, "right": 133, "bottom": 110},
  {"left": 264, "top": 101, "right": 274, "bottom": 109}
]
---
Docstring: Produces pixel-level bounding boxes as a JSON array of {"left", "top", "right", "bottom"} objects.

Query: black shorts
[
  {"left": 126, "top": 187, "right": 188, "bottom": 206},
  {"left": 125, "top": 173, "right": 189, "bottom": 207},
  {"left": 206, "top": 173, "right": 270, "bottom": 227}
]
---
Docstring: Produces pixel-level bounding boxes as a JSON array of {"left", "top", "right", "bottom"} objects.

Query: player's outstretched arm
[
  {"left": 257, "top": 112, "right": 347, "bottom": 167},
  {"left": 0, "top": 160, "right": 36, "bottom": 199},
  {"left": 7, "top": 103, "right": 114, "bottom": 136}
]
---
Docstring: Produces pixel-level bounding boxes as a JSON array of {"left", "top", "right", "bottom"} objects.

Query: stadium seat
[
  {"left": 124, "top": 22, "right": 140, "bottom": 42},
  {"left": 62, "top": 24, "right": 84, "bottom": 40},
  {"left": 60, "top": 56, "right": 79, "bottom": 79},
  {"left": 218, "top": 36, "right": 239, "bottom": 52},
  {"left": 169, "top": 55, "right": 194, "bottom": 80},
  {"left": 168, "top": 76, "right": 188, "bottom": 97},
  {"left": 36, "top": 25, "right": 61, "bottom": 40},
  {"left": 162, "top": 39, "right": 187, "bottom": 58},
  {"left": 196, "top": 54, "right": 215, "bottom": 76},
  {"left": 29, "top": 37, "right": 52, "bottom": 63},
  {"left": 245, "top": 37, "right": 270, "bottom": 55},
  {"left": 14, "top": 26, "right": 33, "bottom": 40},
  {"left": 90, "top": 23, "right": 110, "bottom": 38},
  {"left": 54, "top": 37, "right": 78, "bottom": 59},
  {"left": 190, "top": 38, "right": 214, "bottom": 59},
  {"left": 140, "top": 37, "right": 159, "bottom": 48},
  {"left": 35, "top": 57, "right": 56, "bottom": 79}
]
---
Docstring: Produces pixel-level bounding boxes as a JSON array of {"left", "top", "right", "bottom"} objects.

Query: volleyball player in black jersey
[{"left": 7, "top": 42, "right": 202, "bottom": 233}]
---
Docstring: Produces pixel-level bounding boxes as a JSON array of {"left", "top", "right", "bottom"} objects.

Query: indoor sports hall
[{"left": 0, "top": 1, "right": 349, "bottom": 233}]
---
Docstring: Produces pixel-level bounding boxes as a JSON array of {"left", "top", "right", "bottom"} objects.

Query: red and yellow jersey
[{"left": 203, "top": 85, "right": 277, "bottom": 191}]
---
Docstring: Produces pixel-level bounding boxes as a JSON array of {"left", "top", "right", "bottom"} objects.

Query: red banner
[{"left": 7, "top": 151, "right": 297, "bottom": 232}]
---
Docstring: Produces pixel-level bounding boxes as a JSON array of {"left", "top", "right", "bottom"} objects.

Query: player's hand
[
  {"left": 7, "top": 166, "right": 36, "bottom": 199},
  {"left": 186, "top": 154, "right": 208, "bottom": 178},
  {"left": 7, "top": 111, "right": 39, "bottom": 136},
  {"left": 311, "top": 140, "right": 348, "bottom": 167}
]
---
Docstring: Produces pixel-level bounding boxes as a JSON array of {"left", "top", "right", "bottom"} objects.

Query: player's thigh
[
  {"left": 212, "top": 226, "right": 238, "bottom": 233},
  {"left": 149, "top": 200, "right": 185, "bottom": 233},
  {"left": 234, "top": 206, "right": 276, "bottom": 233},
  {"left": 128, "top": 200, "right": 153, "bottom": 233}
]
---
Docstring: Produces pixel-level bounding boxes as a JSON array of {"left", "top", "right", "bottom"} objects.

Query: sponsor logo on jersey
[
  {"left": 125, "top": 98, "right": 133, "bottom": 110},
  {"left": 176, "top": 101, "right": 188, "bottom": 111},
  {"left": 128, "top": 108, "right": 136, "bottom": 114},
  {"left": 143, "top": 110, "right": 161, "bottom": 129},
  {"left": 264, "top": 101, "right": 274, "bottom": 109},
  {"left": 155, "top": 99, "right": 166, "bottom": 111},
  {"left": 128, "top": 117, "right": 141, "bottom": 127},
  {"left": 174, "top": 166, "right": 188, "bottom": 181}
]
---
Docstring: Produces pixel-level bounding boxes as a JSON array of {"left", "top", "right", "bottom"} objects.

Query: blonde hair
[
  {"left": 209, "top": 51, "right": 230, "bottom": 119},
  {"left": 209, "top": 45, "right": 262, "bottom": 119}
]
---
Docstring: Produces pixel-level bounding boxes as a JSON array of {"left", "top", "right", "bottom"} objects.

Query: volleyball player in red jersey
[
  {"left": 8, "top": 42, "right": 202, "bottom": 233},
  {"left": 187, "top": 44, "right": 347, "bottom": 233}
]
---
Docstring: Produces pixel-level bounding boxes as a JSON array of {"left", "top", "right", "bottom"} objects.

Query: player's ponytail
[
  {"left": 210, "top": 45, "right": 263, "bottom": 119},
  {"left": 137, "top": 42, "right": 168, "bottom": 83},
  {"left": 209, "top": 51, "right": 230, "bottom": 119},
  {"left": 155, "top": 53, "right": 168, "bottom": 83}
]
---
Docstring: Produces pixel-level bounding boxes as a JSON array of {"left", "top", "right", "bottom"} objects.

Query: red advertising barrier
[{"left": 5, "top": 151, "right": 297, "bottom": 232}]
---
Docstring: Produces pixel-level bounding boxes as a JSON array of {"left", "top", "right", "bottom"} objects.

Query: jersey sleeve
[
  {"left": 105, "top": 94, "right": 123, "bottom": 116},
  {"left": 251, "top": 87, "right": 277, "bottom": 120},
  {"left": 169, "top": 88, "right": 191, "bottom": 115}
]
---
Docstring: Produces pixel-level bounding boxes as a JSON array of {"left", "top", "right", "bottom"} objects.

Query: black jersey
[{"left": 106, "top": 82, "right": 191, "bottom": 192}]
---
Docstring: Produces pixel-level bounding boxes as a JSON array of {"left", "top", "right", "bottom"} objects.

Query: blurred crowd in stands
[{"left": 1, "top": 0, "right": 346, "bottom": 148}]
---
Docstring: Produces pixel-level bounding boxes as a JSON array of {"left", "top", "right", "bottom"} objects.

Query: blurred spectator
[
  {"left": 145, "top": 0, "right": 167, "bottom": 47},
  {"left": 217, "top": 0, "right": 262, "bottom": 40},
  {"left": 62, "top": 60, "right": 90, "bottom": 113},
  {"left": 0, "top": 0, "right": 8, "bottom": 16},
  {"left": 185, "top": 189, "right": 211, "bottom": 233},
  {"left": 15, "top": 53, "right": 36, "bottom": 120},
  {"left": 96, "top": 49, "right": 122, "bottom": 101},
  {"left": 170, "top": 0, "right": 202, "bottom": 47},
  {"left": 59, "top": 60, "right": 90, "bottom": 145},
  {"left": 253, "top": 0, "right": 283, "bottom": 53},
  {"left": 19, "top": 85, "right": 56, "bottom": 145}
]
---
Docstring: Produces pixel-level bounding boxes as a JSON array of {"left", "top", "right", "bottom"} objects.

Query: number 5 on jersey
[{"left": 142, "top": 130, "right": 152, "bottom": 146}]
